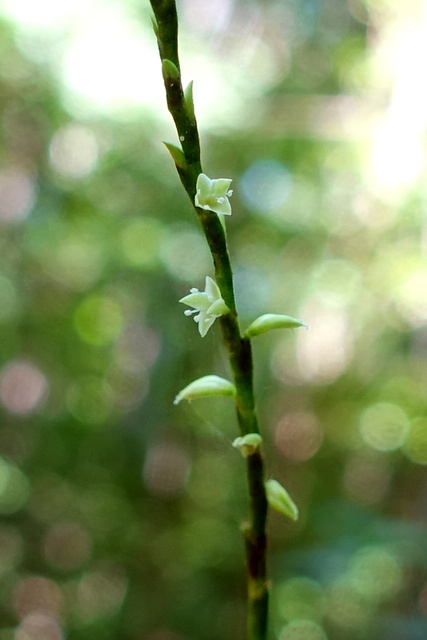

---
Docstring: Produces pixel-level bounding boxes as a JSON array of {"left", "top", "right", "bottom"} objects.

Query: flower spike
[{"left": 195, "top": 173, "right": 233, "bottom": 216}]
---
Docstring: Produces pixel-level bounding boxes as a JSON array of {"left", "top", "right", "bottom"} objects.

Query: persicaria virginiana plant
[{"left": 150, "top": 2, "right": 308, "bottom": 638}]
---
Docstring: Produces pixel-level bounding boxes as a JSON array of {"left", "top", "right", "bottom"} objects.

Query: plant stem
[{"left": 150, "top": 2, "right": 269, "bottom": 637}]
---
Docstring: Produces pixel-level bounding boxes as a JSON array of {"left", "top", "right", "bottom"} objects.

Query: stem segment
[{"left": 150, "top": 2, "right": 269, "bottom": 637}]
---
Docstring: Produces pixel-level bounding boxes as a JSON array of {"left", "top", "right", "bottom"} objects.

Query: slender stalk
[{"left": 150, "top": 2, "right": 269, "bottom": 638}]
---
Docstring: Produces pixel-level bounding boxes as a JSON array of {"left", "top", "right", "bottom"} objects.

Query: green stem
[{"left": 150, "top": 2, "right": 269, "bottom": 637}]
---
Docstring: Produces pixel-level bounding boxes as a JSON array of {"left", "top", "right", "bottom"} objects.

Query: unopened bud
[
  {"left": 245, "top": 314, "right": 309, "bottom": 338},
  {"left": 162, "top": 59, "right": 180, "bottom": 81},
  {"left": 163, "top": 141, "right": 186, "bottom": 169},
  {"left": 174, "top": 375, "right": 236, "bottom": 405},
  {"left": 265, "top": 479, "right": 299, "bottom": 521},
  {"left": 232, "top": 433, "right": 263, "bottom": 457}
]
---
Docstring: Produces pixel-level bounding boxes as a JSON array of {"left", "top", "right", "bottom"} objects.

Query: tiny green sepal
[
  {"left": 232, "top": 433, "right": 263, "bottom": 457},
  {"left": 184, "top": 81, "right": 195, "bottom": 121},
  {"left": 162, "top": 59, "right": 180, "bottom": 81},
  {"left": 265, "top": 479, "right": 299, "bottom": 521},
  {"left": 163, "top": 142, "right": 186, "bottom": 170},
  {"left": 174, "top": 375, "right": 236, "bottom": 405},
  {"left": 245, "top": 314, "right": 309, "bottom": 338}
]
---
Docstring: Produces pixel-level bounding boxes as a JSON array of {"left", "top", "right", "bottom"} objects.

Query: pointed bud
[
  {"left": 184, "top": 81, "right": 195, "bottom": 121},
  {"left": 265, "top": 479, "right": 299, "bottom": 521},
  {"left": 245, "top": 314, "right": 309, "bottom": 338},
  {"left": 174, "top": 375, "right": 236, "bottom": 405},
  {"left": 232, "top": 433, "right": 263, "bottom": 457},
  {"left": 163, "top": 142, "right": 186, "bottom": 170},
  {"left": 162, "top": 59, "right": 180, "bottom": 82}
]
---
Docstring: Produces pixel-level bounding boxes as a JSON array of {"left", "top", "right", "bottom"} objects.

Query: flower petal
[
  {"left": 198, "top": 312, "right": 216, "bottom": 337},
  {"left": 179, "top": 292, "right": 210, "bottom": 310},
  {"left": 211, "top": 197, "right": 232, "bottom": 216},
  {"left": 204, "top": 276, "right": 221, "bottom": 300},
  {"left": 212, "top": 178, "right": 232, "bottom": 197},
  {"left": 207, "top": 299, "right": 228, "bottom": 316},
  {"left": 196, "top": 173, "right": 212, "bottom": 196}
]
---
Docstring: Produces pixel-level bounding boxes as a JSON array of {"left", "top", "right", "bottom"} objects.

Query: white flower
[
  {"left": 195, "top": 173, "right": 233, "bottom": 216},
  {"left": 179, "top": 276, "right": 228, "bottom": 337}
]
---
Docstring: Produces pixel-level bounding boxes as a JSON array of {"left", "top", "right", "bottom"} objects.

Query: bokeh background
[{"left": 0, "top": 0, "right": 426, "bottom": 639}]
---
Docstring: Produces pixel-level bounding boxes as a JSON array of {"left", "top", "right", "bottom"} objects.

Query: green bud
[
  {"left": 232, "top": 433, "right": 263, "bottom": 457},
  {"left": 184, "top": 81, "right": 195, "bottom": 121},
  {"left": 174, "top": 375, "right": 236, "bottom": 405},
  {"left": 162, "top": 59, "right": 180, "bottom": 82},
  {"left": 245, "top": 314, "right": 309, "bottom": 338},
  {"left": 163, "top": 142, "right": 186, "bottom": 170},
  {"left": 265, "top": 479, "right": 299, "bottom": 521}
]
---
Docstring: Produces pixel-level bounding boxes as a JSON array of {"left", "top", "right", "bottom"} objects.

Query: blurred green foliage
[{"left": 0, "top": 1, "right": 426, "bottom": 640}]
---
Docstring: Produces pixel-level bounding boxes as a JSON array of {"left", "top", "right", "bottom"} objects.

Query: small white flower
[
  {"left": 195, "top": 173, "right": 233, "bottom": 216},
  {"left": 180, "top": 276, "right": 228, "bottom": 337}
]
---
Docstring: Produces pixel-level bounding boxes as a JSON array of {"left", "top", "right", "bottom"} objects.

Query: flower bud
[
  {"left": 265, "top": 479, "right": 299, "bottom": 521},
  {"left": 163, "top": 142, "right": 186, "bottom": 170},
  {"left": 174, "top": 375, "right": 236, "bottom": 405},
  {"left": 162, "top": 59, "right": 180, "bottom": 81},
  {"left": 232, "top": 433, "right": 263, "bottom": 457},
  {"left": 245, "top": 314, "right": 309, "bottom": 338},
  {"left": 184, "top": 80, "right": 195, "bottom": 121}
]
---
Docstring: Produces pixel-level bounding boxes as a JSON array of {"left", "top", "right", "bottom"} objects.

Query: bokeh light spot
[
  {"left": 311, "top": 259, "right": 361, "bottom": 307},
  {"left": 359, "top": 402, "right": 409, "bottom": 452},
  {"left": 12, "top": 576, "right": 63, "bottom": 619},
  {"left": 296, "top": 306, "right": 352, "bottom": 383},
  {"left": 403, "top": 417, "right": 427, "bottom": 464},
  {"left": 62, "top": 6, "right": 163, "bottom": 116},
  {"left": 160, "top": 229, "right": 211, "bottom": 281},
  {"left": 75, "top": 564, "right": 128, "bottom": 622},
  {"left": 143, "top": 442, "right": 190, "bottom": 498},
  {"left": 0, "top": 169, "right": 35, "bottom": 223},
  {"left": 240, "top": 160, "right": 292, "bottom": 216},
  {"left": 43, "top": 522, "right": 92, "bottom": 572},
  {"left": 49, "top": 123, "right": 99, "bottom": 179},
  {"left": 279, "top": 619, "right": 328, "bottom": 640},
  {"left": 0, "top": 459, "right": 29, "bottom": 515},
  {"left": 0, "top": 360, "right": 48, "bottom": 415},
  {"left": 276, "top": 577, "right": 326, "bottom": 622},
  {"left": 348, "top": 546, "right": 402, "bottom": 603},
  {"left": 74, "top": 295, "right": 123, "bottom": 345},
  {"left": 120, "top": 217, "right": 165, "bottom": 269},
  {"left": 342, "top": 452, "right": 391, "bottom": 506},
  {"left": 395, "top": 269, "right": 427, "bottom": 326},
  {"left": 326, "top": 579, "right": 370, "bottom": 630},
  {"left": 51, "top": 238, "right": 105, "bottom": 291},
  {"left": 14, "top": 613, "right": 63, "bottom": 640},
  {"left": 114, "top": 324, "right": 160, "bottom": 374},
  {"left": 66, "top": 376, "right": 114, "bottom": 424},
  {"left": 275, "top": 412, "right": 323, "bottom": 462}
]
